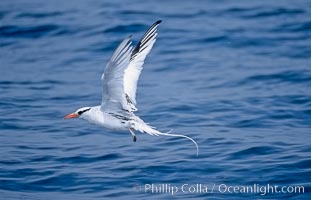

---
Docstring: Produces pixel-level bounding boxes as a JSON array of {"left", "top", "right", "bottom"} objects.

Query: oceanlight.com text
[{"left": 132, "top": 183, "right": 304, "bottom": 196}]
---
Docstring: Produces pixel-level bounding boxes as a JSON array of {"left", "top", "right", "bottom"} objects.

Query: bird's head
[{"left": 64, "top": 107, "right": 91, "bottom": 119}]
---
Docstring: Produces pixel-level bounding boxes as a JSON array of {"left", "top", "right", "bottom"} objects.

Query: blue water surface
[{"left": 0, "top": 0, "right": 310, "bottom": 199}]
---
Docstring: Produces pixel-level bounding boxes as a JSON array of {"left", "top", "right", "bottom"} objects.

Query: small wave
[
  {"left": 230, "top": 146, "right": 281, "bottom": 159},
  {"left": 26, "top": 173, "right": 80, "bottom": 190},
  {"left": 274, "top": 21, "right": 311, "bottom": 33},
  {"left": 0, "top": 24, "right": 58, "bottom": 38},
  {"left": 240, "top": 7, "right": 304, "bottom": 18},
  {"left": 104, "top": 23, "right": 146, "bottom": 34},
  {"left": 0, "top": 24, "right": 73, "bottom": 39},
  {"left": 16, "top": 11, "right": 63, "bottom": 19},
  {"left": 194, "top": 35, "right": 229, "bottom": 45},
  {"left": 0, "top": 80, "right": 64, "bottom": 85},
  {"left": 119, "top": 10, "right": 155, "bottom": 16},
  {"left": 55, "top": 153, "right": 121, "bottom": 164},
  {"left": 239, "top": 70, "right": 311, "bottom": 85}
]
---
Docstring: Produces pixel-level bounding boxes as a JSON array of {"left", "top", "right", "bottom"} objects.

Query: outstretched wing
[
  {"left": 123, "top": 20, "right": 161, "bottom": 107},
  {"left": 101, "top": 36, "right": 133, "bottom": 112}
]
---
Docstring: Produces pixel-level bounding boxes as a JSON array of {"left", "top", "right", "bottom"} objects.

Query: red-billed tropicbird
[{"left": 64, "top": 20, "right": 199, "bottom": 156}]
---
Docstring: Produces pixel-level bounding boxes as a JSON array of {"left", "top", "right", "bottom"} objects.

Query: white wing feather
[
  {"left": 123, "top": 20, "right": 161, "bottom": 108},
  {"left": 101, "top": 21, "right": 161, "bottom": 113},
  {"left": 101, "top": 36, "right": 133, "bottom": 112}
]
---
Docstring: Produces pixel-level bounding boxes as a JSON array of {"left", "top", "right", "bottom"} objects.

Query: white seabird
[{"left": 64, "top": 20, "right": 199, "bottom": 156}]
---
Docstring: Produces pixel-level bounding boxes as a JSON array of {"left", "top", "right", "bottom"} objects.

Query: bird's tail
[{"left": 132, "top": 117, "right": 199, "bottom": 156}]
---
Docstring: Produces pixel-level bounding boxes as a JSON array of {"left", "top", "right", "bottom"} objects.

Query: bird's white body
[
  {"left": 80, "top": 106, "right": 155, "bottom": 135},
  {"left": 79, "top": 106, "right": 126, "bottom": 130},
  {"left": 64, "top": 21, "right": 199, "bottom": 156}
]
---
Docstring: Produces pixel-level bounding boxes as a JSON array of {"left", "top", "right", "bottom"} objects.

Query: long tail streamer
[
  {"left": 155, "top": 130, "right": 199, "bottom": 157},
  {"left": 136, "top": 120, "right": 199, "bottom": 156}
]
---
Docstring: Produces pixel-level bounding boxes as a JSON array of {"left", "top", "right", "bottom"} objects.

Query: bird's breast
[{"left": 99, "top": 112, "right": 130, "bottom": 131}]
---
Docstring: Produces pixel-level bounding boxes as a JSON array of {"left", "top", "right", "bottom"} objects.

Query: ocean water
[{"left": 0, "top": 0, "right": 310, "bottom": 199}]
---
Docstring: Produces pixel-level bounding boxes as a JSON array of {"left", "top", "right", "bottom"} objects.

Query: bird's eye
[{"left": 77, "top": 108, "right": 91, "bottom": 115}]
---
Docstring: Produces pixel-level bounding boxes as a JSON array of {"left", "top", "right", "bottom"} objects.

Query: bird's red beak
[{"left": 64, "top": 113, "right": 79, "bottom": 119}]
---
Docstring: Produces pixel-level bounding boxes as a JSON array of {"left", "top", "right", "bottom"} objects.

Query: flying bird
[{"left": 64, "top": 20, "right": 199, "bottom": 156}]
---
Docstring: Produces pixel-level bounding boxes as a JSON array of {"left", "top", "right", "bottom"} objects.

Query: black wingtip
[{"left": 156, "top": 20, "right": 162, "bottom": 24}]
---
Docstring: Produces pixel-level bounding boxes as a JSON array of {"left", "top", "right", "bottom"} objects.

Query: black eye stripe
[{"left": 78, "top": 108, "right": 91, "bottom": 115}]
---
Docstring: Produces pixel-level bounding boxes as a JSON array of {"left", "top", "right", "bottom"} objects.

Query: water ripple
[{"left": 0, "top": 24, "right": 63, "bottom": 39}]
